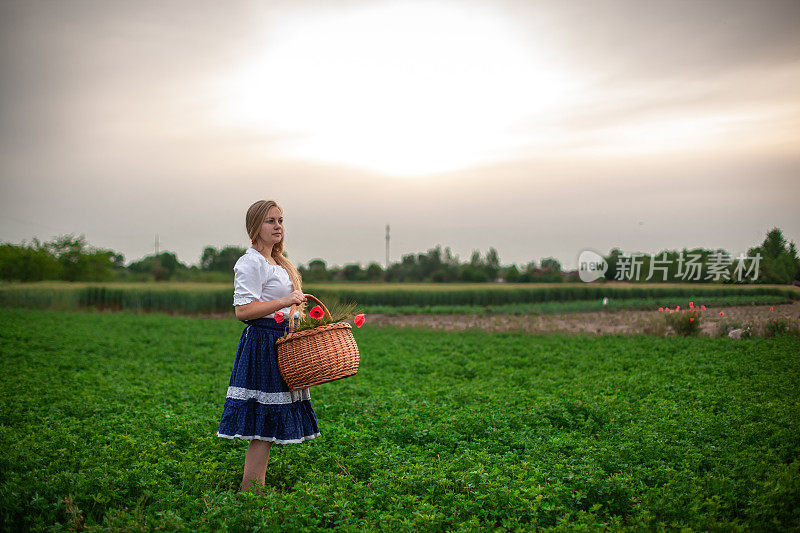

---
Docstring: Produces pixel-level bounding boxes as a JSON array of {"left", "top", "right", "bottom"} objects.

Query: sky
[{"left": 1, "top": 0, "right": 799, "bottom": 271}]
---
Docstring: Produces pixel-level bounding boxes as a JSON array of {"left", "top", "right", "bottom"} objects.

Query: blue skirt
[{"left": 216, "top": 316, "right": 321, "bottom": 444}]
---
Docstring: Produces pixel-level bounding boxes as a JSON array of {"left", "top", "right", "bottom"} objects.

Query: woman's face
[{"left": 258, "top": 206, "right": 283, "bottom": 248}]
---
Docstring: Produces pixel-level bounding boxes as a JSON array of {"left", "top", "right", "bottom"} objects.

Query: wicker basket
[{"left": 274, "top": 293, "right": 361, "bottom": 391}]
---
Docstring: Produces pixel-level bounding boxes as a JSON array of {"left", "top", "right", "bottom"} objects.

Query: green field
[{"left": 1, "top": 308, "right": 799, "bottom": 531}]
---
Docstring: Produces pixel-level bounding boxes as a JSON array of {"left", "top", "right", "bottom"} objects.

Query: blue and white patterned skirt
[{"left": 216, "top": 316, "right": 321, "bottom": 444}]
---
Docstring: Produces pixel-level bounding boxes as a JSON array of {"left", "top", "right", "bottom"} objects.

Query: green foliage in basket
[{"left": 284, "top": 294, "right": 364, "bottom": 335}]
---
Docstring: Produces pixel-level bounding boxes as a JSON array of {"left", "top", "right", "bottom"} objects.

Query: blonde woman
[{"left": 217, "top": 200, "right": 321, "bottom": 493}]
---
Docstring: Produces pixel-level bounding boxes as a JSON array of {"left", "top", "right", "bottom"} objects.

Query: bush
[
  {"left": 763, "top": 317, "right": 800, "bottom": 338},
  {"left": 664, "top": 309, "right": 701, "bottom": 336}
]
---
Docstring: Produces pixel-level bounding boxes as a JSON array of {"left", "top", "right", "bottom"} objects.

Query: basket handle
[{"left": 286, "top": 293, "right": 331, "bottom": 333}]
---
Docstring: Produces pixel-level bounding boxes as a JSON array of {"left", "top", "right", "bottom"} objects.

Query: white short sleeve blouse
[{"left": 232, "top": 247, "right": 300, "bottom": 319}]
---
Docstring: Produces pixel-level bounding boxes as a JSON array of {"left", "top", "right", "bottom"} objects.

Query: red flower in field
[
  {"left": 354, "top": 313, "right": 365, "bottom": 328},
  {"left": 701, "top": 305, "right": 706, "bottom": 310},
  {"left": 310, "top": 305, "right": 324, "bottom": 319},
  {"left": 676, "top": 305, "right": 681, "bottom": 311},
  {"left": 690, "top": 317, "right": 694, "bottom": 322},
  {"left": 770, "top": 307, "right": 774, "bottom": 311},
  {"left": 690, "top": 301, "right": 694, "bottom": 308},
  {"left": 658, "top": 307, "right": 664, "bottom": 311},
  {"left": 274, "top": 311, "right": 284, "bottom": 323},
  {"left": 719, "top": 311, "right": 724, "bottom": 316}
]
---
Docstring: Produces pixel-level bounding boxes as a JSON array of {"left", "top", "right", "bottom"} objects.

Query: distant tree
[
  {"left": 128, "top": 251, "right": 187, "bottom": 281},
  {"left": 365, "top": 262, "right": 384, "bottom": 281},
  {"left": 308, "top": 259, "right": 327, "bottom": 271},
  {"left": 748, "top": 227, "right": 800, "bottom": 284},
  {"left": 485, "top": 247, "right": 500, "bottom": 281},
  {"left": 40, "top": 233, "right": 118, "bottom": 281},
  {"left": 469, "top": 250, "right": 482, "bottom": 267},
  {"left": 0, "top": 239, "right": 60, "bottom": 281},
  {"left": 459, "top": 265, "right": 488, "bottom": 282},
  {"left": 155, "top": 252, "right": 180, "bottom": 281},
  {"left": 443, "top": 246, "right": 459, "bottom": 265},
  {"left": 504, "top": 264, "right": 521, "bottom": 282},
  {"left": 109, "top": 251, "right": 125, "bottom": 269},
  {"left": 540, "top": 257, "right": 561, "bottom": 273},
  {"left": 299, "top": 258, "right": 330, "bottom": 282},
  {"left": 342, "top": 263, "right": 364, "bottom": 281},
  {"left": 218, "top": 246, "right": 247, "bottom": 272},
  {"left": 200, "top": 245, "right": 246, "bottom": 272},
  {"left": 200, "top": 246, "right": 219, "bottom": 271},
  {"left": 604, "top": 248, "right": 623, "bottom": 281},
  {"left": 45, "top": 234, "right": 88, "bottom": 282},
  {"left": 84, "top": 250, "right": 121, "bottom": 281},
  {"left": 762, "top": 228, "right": 787, "bottom": 258}
]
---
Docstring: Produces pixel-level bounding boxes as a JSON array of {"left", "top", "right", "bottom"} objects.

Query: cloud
[
  {"left": 509, "top": 0, "right": 800, "bottom": 80},
  {"left": 1, "top": 0, "right": 798, "bottom": 267}
]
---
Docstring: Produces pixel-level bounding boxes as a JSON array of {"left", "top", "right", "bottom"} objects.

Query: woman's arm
[{"left": 234, "top": 296, "right": 289, "bottom": 321}]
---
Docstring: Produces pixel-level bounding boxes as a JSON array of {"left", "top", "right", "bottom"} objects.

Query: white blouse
[{"left": 232, "top": 247, "right": 300, "bottom": 319}]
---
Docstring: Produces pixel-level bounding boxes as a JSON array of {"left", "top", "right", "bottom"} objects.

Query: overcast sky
[{"left": 1, "top": 0, "right": 798, "bottom": 271}]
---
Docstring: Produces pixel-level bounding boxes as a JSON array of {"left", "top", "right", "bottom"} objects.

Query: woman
[{"left": 216, "top": 199, "right": 321, "bottom": 493}]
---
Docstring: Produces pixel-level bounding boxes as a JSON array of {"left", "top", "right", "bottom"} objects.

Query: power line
[{"left": 385, "top": 224, "right": 390, "bottom": 269}]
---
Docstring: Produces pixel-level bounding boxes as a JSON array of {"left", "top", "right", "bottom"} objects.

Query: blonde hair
[{"left": 245, "top": 200, "right": 306, "bottom": 318}]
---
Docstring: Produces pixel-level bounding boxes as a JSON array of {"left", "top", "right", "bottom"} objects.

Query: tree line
[{"left": 1, "top": 227, "right": 798, "bottom": 285}]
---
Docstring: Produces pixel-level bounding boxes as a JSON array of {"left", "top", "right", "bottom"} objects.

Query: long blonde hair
[{"left": 245, "top": 200, "right": 306, "bottom": 318}]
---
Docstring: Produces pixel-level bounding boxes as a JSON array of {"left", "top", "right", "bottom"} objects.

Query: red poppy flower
[
  {"left": 274, "top": 311, "right": 284, "bottom": 323},
  {"left": 690, "top": 317, "right": 694, "bottom": 322},
  {"left": 658, "top": 307, "right": 664, "bottom": 311},
  {"left": 354, "top": 313, "right": 365, "bottom": 328},
  {"left": 310, "top": 305, "right": 324, "bottom": 319},
  {"left": 719, "top": 311, "right": 724, "bottom": 316},
  {"left": 690, "top": 301, "right": 694, "bottom": 308},
  {"left": 770, "top": 307, "right": 774, "bottom": 311},
  {"left": 701, "top": 305, "right": 706, "bottom": 310},
  {"left": 676, "top": 306, "right": 681, "bottom": 311}
]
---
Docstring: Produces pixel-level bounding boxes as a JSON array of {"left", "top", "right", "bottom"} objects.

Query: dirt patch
[{"left": 363, "top": 301, "right": 800, "bottom": 337}]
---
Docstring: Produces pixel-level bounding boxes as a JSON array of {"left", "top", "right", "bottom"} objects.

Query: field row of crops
[{"left": 1, "top": 281, "right": 797, "bottom": 315}]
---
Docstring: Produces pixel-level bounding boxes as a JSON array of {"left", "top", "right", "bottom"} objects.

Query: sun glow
[{"left": 208, "top": 1, "right": 577, "bottom": 177}]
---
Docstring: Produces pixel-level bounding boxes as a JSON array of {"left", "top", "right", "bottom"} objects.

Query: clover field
[{"left": 1, "top": 308, "right": 798, "bottom": 532}]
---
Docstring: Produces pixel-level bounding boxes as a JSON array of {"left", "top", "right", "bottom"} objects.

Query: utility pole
[
  {"left": 153, "top": 233, "right": 162, "bottom": 281},
  {"left": 385, "top": 224, "right": 390, "bottom": 269}
]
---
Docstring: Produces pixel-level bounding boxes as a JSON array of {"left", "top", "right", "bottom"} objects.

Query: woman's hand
[{"left": 282, "top": 290, "right": 306, "bottom": 308}]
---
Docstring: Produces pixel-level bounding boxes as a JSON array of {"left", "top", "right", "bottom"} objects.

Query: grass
[{"left": 1, "top": 308, "right": 798, "bottom": 531}]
